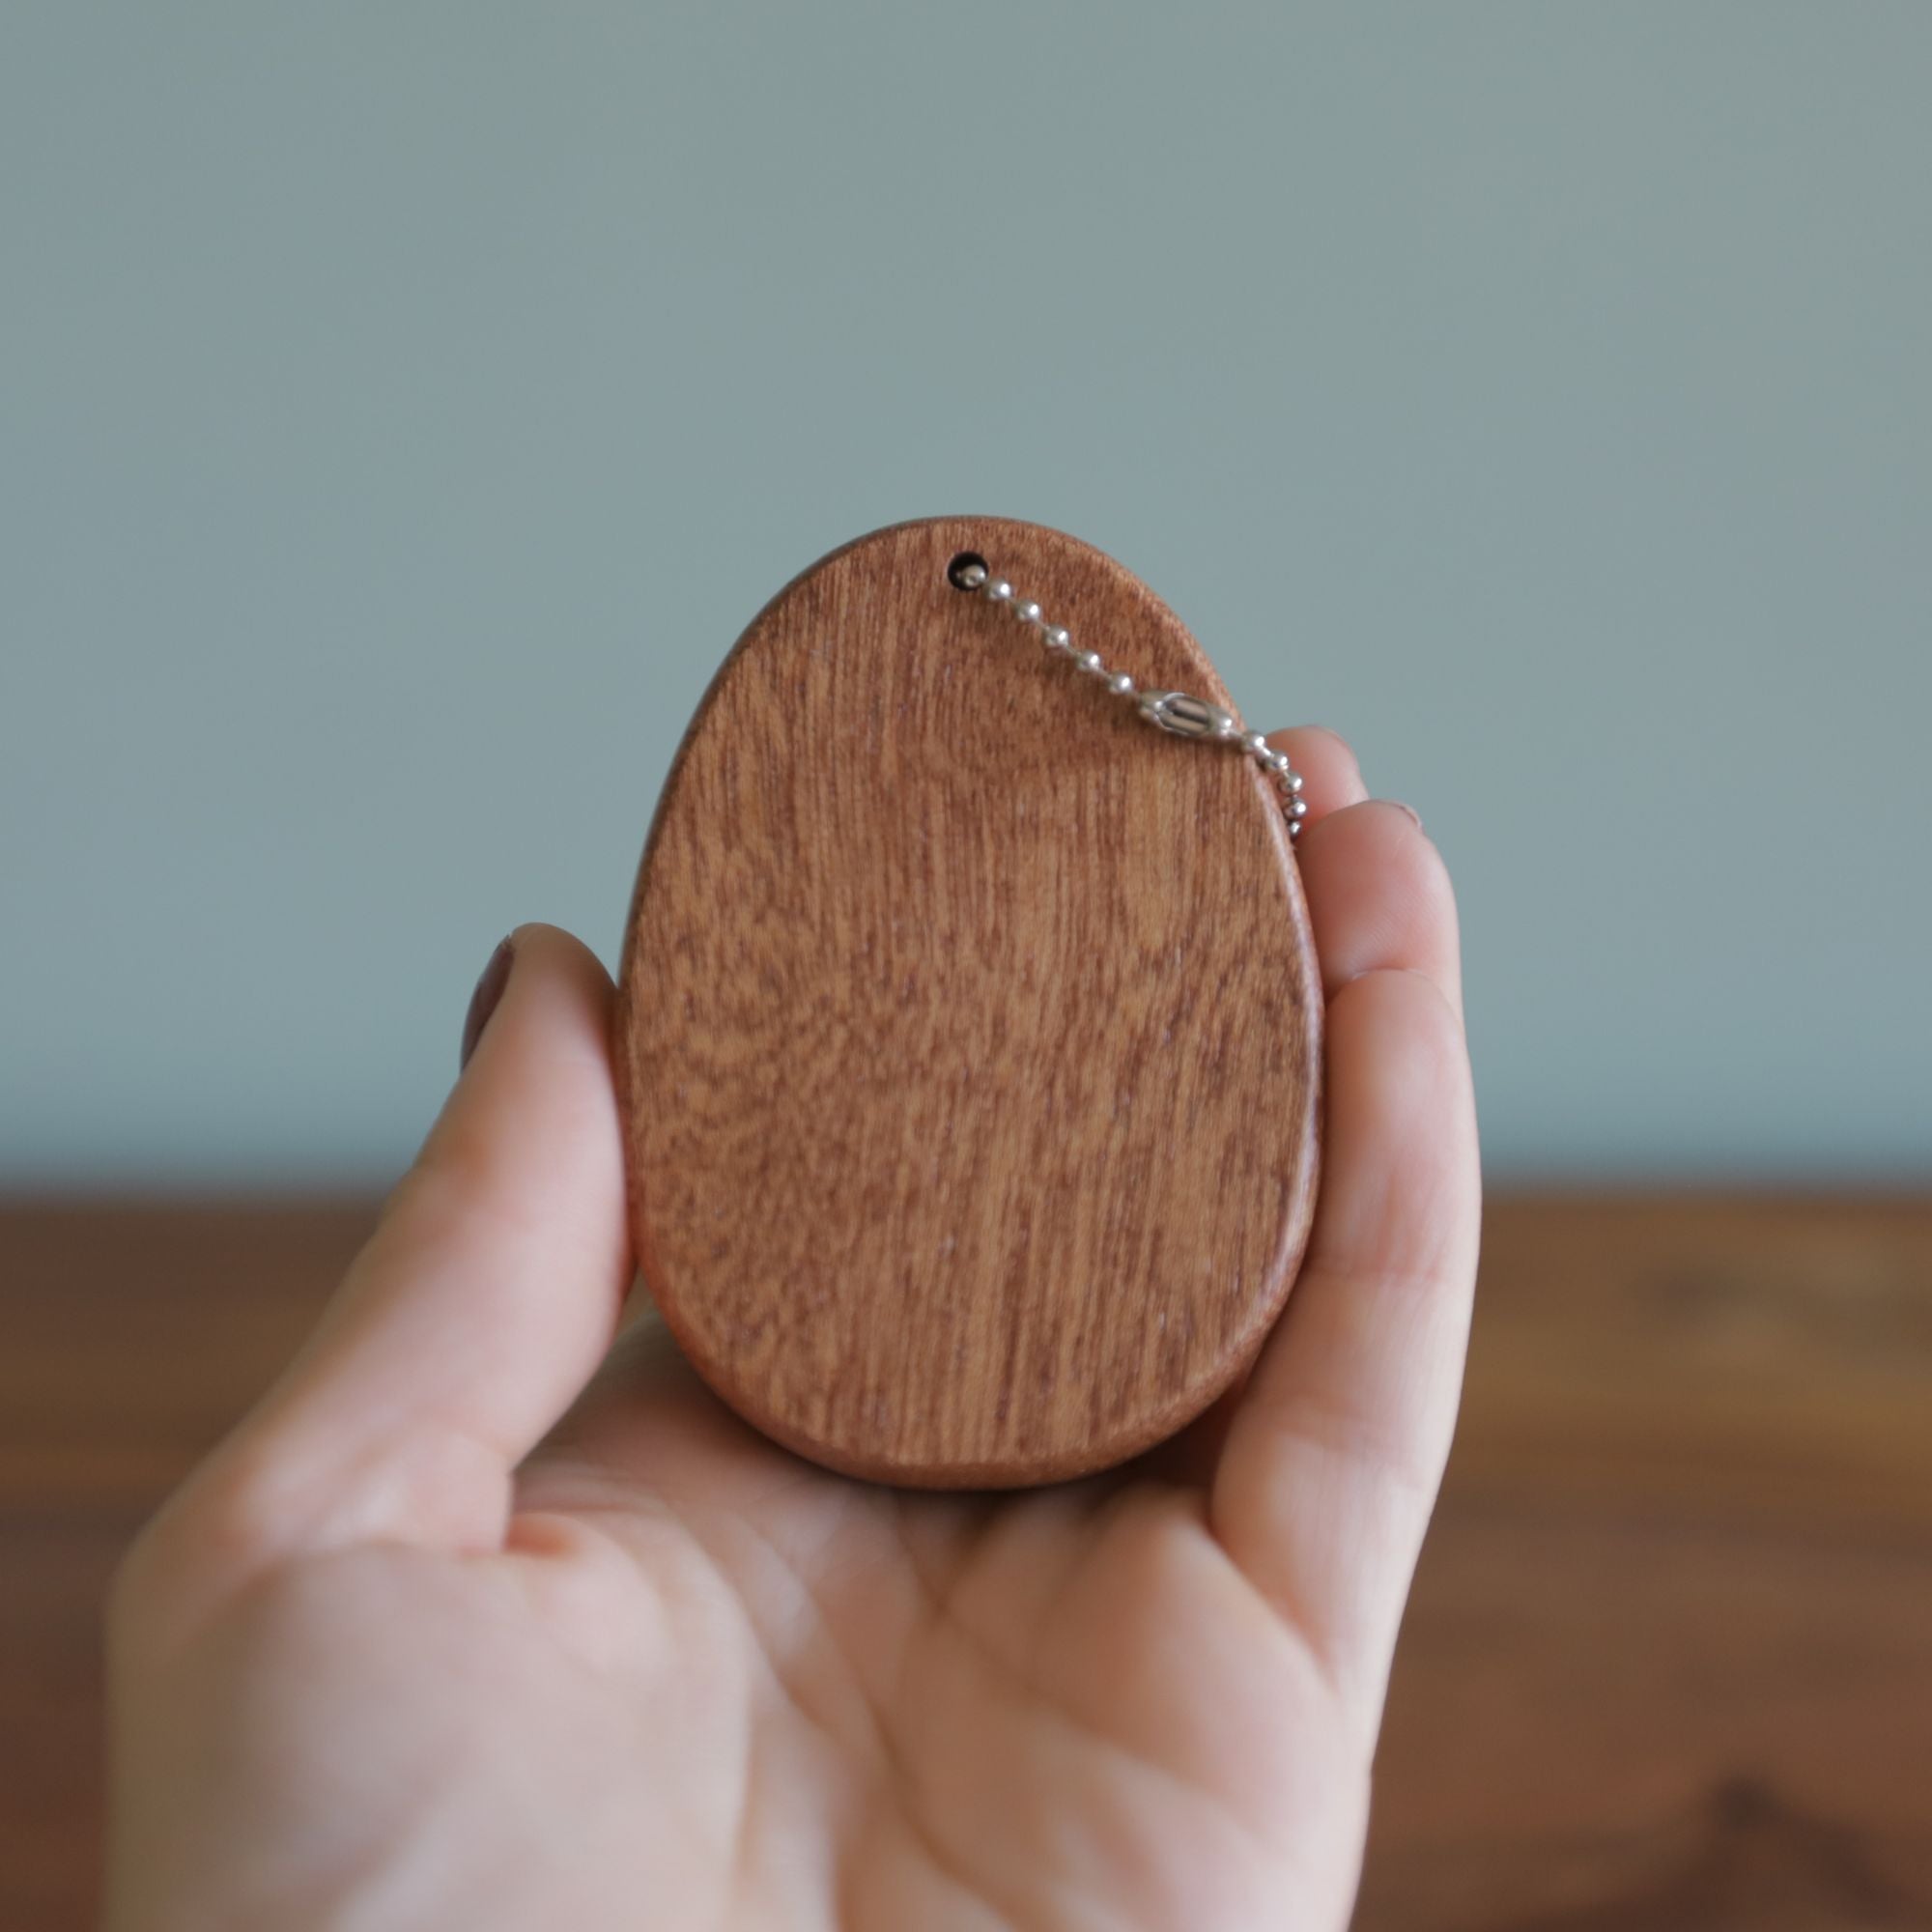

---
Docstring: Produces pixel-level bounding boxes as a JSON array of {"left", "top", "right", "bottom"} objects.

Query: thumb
[{"left": 186, "top": 923, "right": 633, "bottom": 1567}]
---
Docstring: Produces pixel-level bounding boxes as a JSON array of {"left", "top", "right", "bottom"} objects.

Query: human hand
[{"left": 105, "top": 726, "right": 1478, "bottom": 1931}]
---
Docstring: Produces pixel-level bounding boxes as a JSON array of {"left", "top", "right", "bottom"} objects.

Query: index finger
[{"left": 1210, "top": 738, "right": 1480, "bottom": 1732}]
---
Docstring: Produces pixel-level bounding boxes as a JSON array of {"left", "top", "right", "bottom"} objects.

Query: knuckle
[
  {"left": 114, "top": 1443, "right": 302, "bottom": 1624},
  {"left": 182, "top": 1447, "right": 305, "bottom": 1567}
]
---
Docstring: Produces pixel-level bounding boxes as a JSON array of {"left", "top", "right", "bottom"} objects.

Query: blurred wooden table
[{"left": 4, "top": 1194, "right": 1930, "bottom": 1929}]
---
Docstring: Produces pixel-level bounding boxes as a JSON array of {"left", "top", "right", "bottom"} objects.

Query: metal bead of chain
[{"left": 950, "top": 556, "right": 1309, "bottom": 839}]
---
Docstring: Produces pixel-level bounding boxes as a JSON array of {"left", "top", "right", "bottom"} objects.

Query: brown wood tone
[
  {"left": 612, "top": 517, "right": 1322, "bottom": 1487},
  {"left": 1357, "top": 1193, "right": 1932, "bottom": 1932},
  {"left": 3, "top": 1192, "right": 1930, "bottom": 1931},
  {"left": 0, "top": 1200, "right": 377, "bottom": 1932}
]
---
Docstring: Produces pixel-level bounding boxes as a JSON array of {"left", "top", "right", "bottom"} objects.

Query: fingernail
[
  {"left": 1392, "top": 802, "right": 1424, "bottom": 832},
  {"left": 460, "top": 935, "right": 515, "bottom": 1070}
]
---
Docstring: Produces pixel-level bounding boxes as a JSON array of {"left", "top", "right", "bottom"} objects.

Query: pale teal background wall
[{"left": 4, "top": 4, "right": 1928, "bottom": 1185}]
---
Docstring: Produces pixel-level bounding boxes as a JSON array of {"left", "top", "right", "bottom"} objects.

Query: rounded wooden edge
[{"left": 613, "top": 515, "right": 1323, "bottom": 1489}]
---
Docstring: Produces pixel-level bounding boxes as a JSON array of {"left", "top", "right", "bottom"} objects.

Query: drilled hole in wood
[{"left": 947, "top": 551, "right": 988, "bottom": 591}]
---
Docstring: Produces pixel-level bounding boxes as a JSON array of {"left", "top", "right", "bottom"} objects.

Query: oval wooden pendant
[{"left": 615, "top": 517, "right": 1321, "bottom": 1487}]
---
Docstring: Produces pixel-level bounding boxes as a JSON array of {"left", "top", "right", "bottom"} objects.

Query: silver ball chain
[{"left": 950, "top": 556, "right": 1309, "bottom": 840}]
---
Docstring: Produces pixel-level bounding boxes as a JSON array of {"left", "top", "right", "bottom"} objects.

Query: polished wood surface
[
  {"left": 2, "top": 1193, "right": 1928, "bottom": 1929},
  {"left": 617, "top": 517, "right": 1321, "bottom": 1487}
]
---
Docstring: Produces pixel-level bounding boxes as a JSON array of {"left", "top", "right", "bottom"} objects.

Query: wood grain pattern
[
  {"left": 1356, "top": 1194, "right": 1932, "bottom": 1931},
  {"left": 5, "top": 1194, "right": 1930, "bottom": 1931},
  {"left": 612, "top": 517, "right": 1322, "bottom": 1486}
]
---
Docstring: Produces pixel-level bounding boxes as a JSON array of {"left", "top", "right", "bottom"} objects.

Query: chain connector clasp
[{"left": 1136, "top": 691, "right": 1240, "bottom": 742}]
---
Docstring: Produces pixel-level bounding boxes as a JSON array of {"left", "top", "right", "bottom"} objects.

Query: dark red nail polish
[{"left": 460, "top": 936, "right": 515, "bottom": 1070}]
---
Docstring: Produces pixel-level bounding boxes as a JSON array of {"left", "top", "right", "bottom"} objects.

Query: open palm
[{"left": 106, "top": 728, "right": 1478, "bottom": 1932}]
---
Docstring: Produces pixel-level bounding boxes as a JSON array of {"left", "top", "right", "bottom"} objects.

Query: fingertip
[
  {"left": 501, "top": 921, "right": 618, "bottom": 1011},
  {"left": 1297, "top": 800, "right": 1463, "bottom": 1018},
  {"left": 460, "top": 934, "right": 516, "bottom": 1070},
  {"left": 419, "top": 922, "right": 624, "bottom": 1232},
  {"left": 1264, "top": 725, "right": 1368, "bottom": 826},
  {"left": 163, "top": 923, "right": 633, "bottom": 1568}
]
